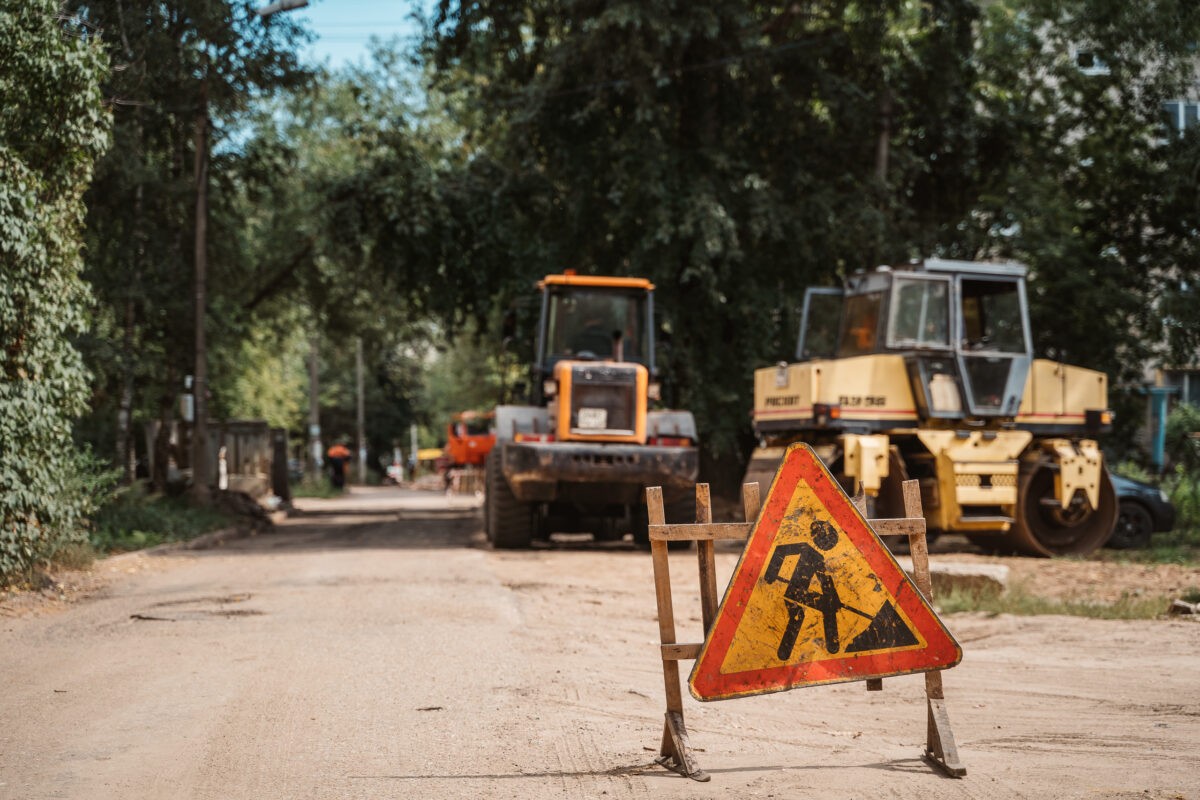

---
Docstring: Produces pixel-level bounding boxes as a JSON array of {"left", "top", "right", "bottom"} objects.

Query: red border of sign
[{"left": 689, "top": 444, "right": 963, "bottom": 701}]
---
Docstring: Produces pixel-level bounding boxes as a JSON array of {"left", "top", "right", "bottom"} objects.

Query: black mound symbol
[{"left": 845, "top": 600, "right": 918, "bottom": 653}]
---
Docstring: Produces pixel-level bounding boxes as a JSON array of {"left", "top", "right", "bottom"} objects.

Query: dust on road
[{"left": 1, "top": 486, "right": 1197, "bottom": 800}]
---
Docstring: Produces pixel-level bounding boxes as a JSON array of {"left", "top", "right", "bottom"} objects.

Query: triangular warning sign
[{"left": 689, "top": 443, "right": 962, "bottom": 701}]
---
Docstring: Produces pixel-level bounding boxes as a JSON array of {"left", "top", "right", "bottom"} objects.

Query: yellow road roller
[{"left": 747, "top": 258, "right": 1117, "bottom": 556}]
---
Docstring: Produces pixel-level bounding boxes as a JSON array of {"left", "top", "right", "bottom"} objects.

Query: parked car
[{"left": 1106, "top": 473, "right": 1176, "bottom": 549}]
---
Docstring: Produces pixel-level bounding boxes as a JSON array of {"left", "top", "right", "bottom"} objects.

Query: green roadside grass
[
  {"left": 88, "top": 486, "right": 236, "bottom": 554},
  {"left": 938, "top": 579, "right": 1197, "bottom": 621},
  {"left": 1104, "top": 526, "right": 1200, "bottom": 567},
  {"left": 291, "top": 476, "right": 344, "bottom": 499}
]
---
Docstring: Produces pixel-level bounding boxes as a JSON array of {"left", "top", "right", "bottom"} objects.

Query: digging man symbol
[{"left": 764, "top": 519, "right": 868, "bottom": 660}]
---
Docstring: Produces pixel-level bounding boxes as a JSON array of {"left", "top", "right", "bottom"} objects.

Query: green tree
[
  {"left": 69, "top": 0, "right": 310, "bottom": 486},
  {"left": 416, "top": 0, "right": 1200, "bottom": 476},
  {"left": 0, "top": 1, "right": 111, "bottom": 581},
  {"left": 964, "top": 0, "right": 1200, "bottom": 384},
  {"left": 228, "top": 45, "right": 496, "bottom": 468},
  {"left": 420, "top": 0, "right": 989, "bottom": 483}
]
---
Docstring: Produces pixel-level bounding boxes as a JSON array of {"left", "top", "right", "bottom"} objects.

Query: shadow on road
[{"left": 167, "top": 487, "right": 488, "bottom": 554}]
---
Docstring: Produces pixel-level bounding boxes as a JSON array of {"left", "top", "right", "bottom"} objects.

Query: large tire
[
  {"left": 1001, "top": 463, "right": 1118, "bottom": 557},
  {"left": 485, "top": 450, "right": 533, "bottom": 549},
  {"left": 1107, "top": 501, "right": 1153, "bottom": 550},
  {"left": 663, "top": 494, "right": 695, "bottom": 551},
  {"left": 742, "top": 448, "right": 786, "bottom": 497},
  {"left": 631, "top": 502, "right": 650, "bottom": 548},
  {"left": 631, "top": 493, "right": 693, "bottom": 550}
]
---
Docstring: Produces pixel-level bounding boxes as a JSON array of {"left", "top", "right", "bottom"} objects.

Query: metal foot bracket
[{"left": 655, "top": 711, "right": 709, "bottom": 781}]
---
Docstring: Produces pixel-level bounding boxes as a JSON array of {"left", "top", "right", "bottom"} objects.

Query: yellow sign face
[{"left": 689, "top": 444, "right": 961, "bottom": 701}]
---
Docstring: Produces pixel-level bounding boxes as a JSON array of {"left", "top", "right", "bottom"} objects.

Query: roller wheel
[
  {"left": 1001, "top": 463, "right": 1118, "bottom": 557},
  {"left": 742, "top": 448, "right": 787, "bottom": 497},
  {"left": 485, "top": 450, "right": 533, "bottom": 549}
]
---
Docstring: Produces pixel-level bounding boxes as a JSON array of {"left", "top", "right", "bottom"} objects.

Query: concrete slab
[{"left": 895, "top": 557, "right": 1009, "bottom": 596}]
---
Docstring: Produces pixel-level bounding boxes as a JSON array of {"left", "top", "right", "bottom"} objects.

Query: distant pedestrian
[{"left": 327, "top": 442, "right": 350, "bottom": 490}]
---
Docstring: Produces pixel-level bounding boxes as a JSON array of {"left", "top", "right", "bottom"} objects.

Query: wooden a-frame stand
[{"left": 645, "top": 478, "right": 965, "bottom": 782}]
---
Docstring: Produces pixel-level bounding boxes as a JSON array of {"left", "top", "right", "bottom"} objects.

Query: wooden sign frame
[{"left": 645, "top": 479, "right": 965, "bottom": 782}]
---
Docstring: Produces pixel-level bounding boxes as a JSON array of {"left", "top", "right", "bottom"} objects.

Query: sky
[{"left": 291, "top": 0, "right": 425, "bottom": 70}]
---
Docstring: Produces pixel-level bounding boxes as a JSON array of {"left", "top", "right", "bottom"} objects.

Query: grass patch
[
  {"left": 90, "top": 486, "right": 235, "bottom": 553},
  {"left": 1124, "top": 527, "right": 1200, "bottom": 566},
  {"left": 939, "top": 580, "right": 1171, "bottom": 620},
  {"left": 291, "top": 476, "right": 344, "bottom": 499},
  {"left": 51, "top": 541, "right": 96, "bottom": 571}
]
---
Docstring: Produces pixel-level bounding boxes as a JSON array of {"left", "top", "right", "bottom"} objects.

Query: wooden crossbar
[{"left": 648, "top": 522, "right": 752, "bottom": 541}]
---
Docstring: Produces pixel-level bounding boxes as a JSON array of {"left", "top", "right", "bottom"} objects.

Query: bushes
[
  {"left": 0, "top": 2, "right": 110, "bottom": 585},
  {"left": 0, "top": 450, "right": 118, "bottom": 583},
  {"left": 90, "top": 486, "right": 234, "bottom": 553},
  {"left": 1164, "top": 405, "right": 1200, "bottom": 531}
]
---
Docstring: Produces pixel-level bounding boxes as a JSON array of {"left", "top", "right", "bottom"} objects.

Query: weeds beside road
[{"left": 90, "top": 486, "right": 236, "bottom": 554}]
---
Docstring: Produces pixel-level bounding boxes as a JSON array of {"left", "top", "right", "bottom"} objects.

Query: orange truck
[{"left": 445, "top": 411, "right": 496, "bottom": 468}]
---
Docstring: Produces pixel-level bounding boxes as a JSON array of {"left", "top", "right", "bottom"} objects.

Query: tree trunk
[
  {"left": 152, "top": 365, "right": 176, "bottom": 493},
  {"left": 116, "top": 295, "right": 137, "bottom": 482},
  {"left": 114, "top": 0, "right": 140, "bottom": 485},
  {"left": 875, "top": 87, "right": 893, "bottom": 184},
  {"left": 307, "top": 334, "right": 322, "bottom": 478},
  {"left": 189, "top": 70, "right": 210, "bottom": 503}
]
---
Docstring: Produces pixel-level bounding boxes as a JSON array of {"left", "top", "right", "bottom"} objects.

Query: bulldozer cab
[
  {"left": 797, "top": 259, "right": 1033, "bottom": 419},
  {"left": 535, "top": 275, "right": 654, "bottom": 388}
]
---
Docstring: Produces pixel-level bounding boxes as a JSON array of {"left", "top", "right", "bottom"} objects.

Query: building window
[
  {"left": 1163, "top": 101, "right": 1200, "bottom": 135},
  {"left": 1163, "top": 369, "right": 1200, "bottom": 406},
  {"left": 1075, "top": 50, "right": 1110, "bottom": 76}
]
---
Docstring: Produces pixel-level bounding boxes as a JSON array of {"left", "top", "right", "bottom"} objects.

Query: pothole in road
[
  {"left": 130, "top": 597, "right": 265, "bottom": 622},
  {"left": 151, "top": 593, "right": 252, "bottom": 607},
  {"left": 130, "top": 608, "right": 266, "bottom": 621}
]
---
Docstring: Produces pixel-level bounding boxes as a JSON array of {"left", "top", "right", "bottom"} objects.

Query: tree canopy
[{"left": 416, "top": 0, "right": 1200, "bottom": 461}]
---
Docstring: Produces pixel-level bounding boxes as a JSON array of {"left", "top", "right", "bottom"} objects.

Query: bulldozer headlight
[
  {"left": 543, "top": 379, "right": 558, "bottom": 398},
  {"left": 1085, "top": 408, "right": 1113, "bottom": 430},
  {"left": 648, "top": 381, "right": 662, "bottom": 401}
]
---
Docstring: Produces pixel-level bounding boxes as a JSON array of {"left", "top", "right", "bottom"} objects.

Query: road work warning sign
[{"left": 689, "top": 443, "right": 962, "bottom": 701}]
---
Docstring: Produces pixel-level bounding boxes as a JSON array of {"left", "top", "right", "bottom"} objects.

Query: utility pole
[
  {"left": 308, "top": 335, "right": 322, "bottom": 478},
  {"left": 410, "top": 423, "right": 419, "bottom": 476},
  {"left": 356, "top": 337, "right": 366, "bottom": 485},
  {"left": 189, "top": 68, "right": 210, "bottom": 503}
]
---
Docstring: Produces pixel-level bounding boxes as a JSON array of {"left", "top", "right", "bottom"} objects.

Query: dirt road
[{"left": 2, "top": 487, "right": 1197, "bottom": 799}]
